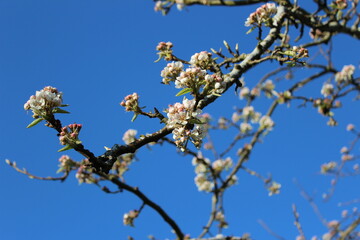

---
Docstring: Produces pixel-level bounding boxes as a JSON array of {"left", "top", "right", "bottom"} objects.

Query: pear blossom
[
  {"left": 321, "top": 83, "right": 334, "bottom": 97},
  {"left": 24, "top": 86, "right": 63, "bottom": 118},
  {"left": 161, "top": 61, "right": 184, "bottom": 84},
  {"left": 259, "top": 115, "right": 274, "bottom": 130},
  {"left": 122, "top": 129, "right": 137, "bottom": 144},
  {"left": 240, "top": 122, "right": 253, "bottom": 133},
  {"left": 245, "top": 3, "right": 277, "bottom": 27},
  {"left": 268, "top": 181, "right": 281, "bottom": 196},
  {"left": 189, "top": 51, "right": 213, "bottom": 69},
  {"left": 335, "top": 65, "right": 355, "bottom": 84}
]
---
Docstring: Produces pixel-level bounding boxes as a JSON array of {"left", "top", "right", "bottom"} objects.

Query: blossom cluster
[
  {"left": 122, "top": 129, "right": 137, "bottom": 144},
  {"left": 57, "top": 155, "right": 76, "bottom": 173},
  {"left": 192, "top": 154, "right": 236, "bottom": 192},
  {"left": 175, "top": 67, "right": 207, "bottom": 89},
  {"left": 123, "top": 210, "right": 139, "bottom": 227},
  {"left": 112, "top": 153, "right": 135, "bottom": 178},
  {"left": 166, "top": 97, "right": 205, "bottom": 149},
  {"left": 120, "top": 93, "right": 140, "bottom": 112},
  {"left": 245, "top": 3, "right": 277, "bottom": 27},
  {"left": 261, "top": 79, "right": 276, "bottom": 98},
  {"left": 159, "top": 46, "right": 227, "bottom": 96},
  {"left": 189, "top": 51, "right": 214, "bottom": 69},
  {"left": 267, "top": 181, "right": 281, "bottom": 196},
  {"left": 154, "top": 0, "right": 185, "bottom": 12},
  {"left": 335, "top": 64, "right": 355, "bottom": 84},
  {"left": 24, "top": 86, "right": 63, "bottom": 118},
  {"left": 239, "top": 86, "right": 260, "bottom": 100},
  {"left": 59, "top": 123, "right": 82, "bottom": 146},
  {"left": 75, "top": 164, "right": 96, "bottom": 184},
  {"left": 321, "top": 83, "right": 334, "bottom": 97},
  {"left": 161, "top": 61, "right": 184, "bottom": 84},
  {"left": 156, "top": 41, "right": 174, "bottom": 61},
  {"left": 292, "top": 46, "right": 309, "bottom": 58}
]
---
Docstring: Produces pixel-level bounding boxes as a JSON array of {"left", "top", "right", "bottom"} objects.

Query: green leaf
[
  {"left": 26, "top": 118, "right": 44, "bottom": 128},
  {"left": 131, "top": 113, "right": 138, "bottom": 122},
  {"left": 52, "top": 108, "right": 70, "bottom": 114},
  {"left": 246, "top": 26, "right": 256, "bottom": 34},
  {"left": 212, "top": 92, "right": 222, "bottom": 97},
  {"left": 175, "top": 88, "right": 193, "bottom": 97},
  {"left": 58, "top": 145, "right": 73, "bottom": 152},
  {"left": 60, "top": 104, "right": 69, "bottom": 107},
  {"left": 188, "top": 118, "right": 203, "bottom": 124}
]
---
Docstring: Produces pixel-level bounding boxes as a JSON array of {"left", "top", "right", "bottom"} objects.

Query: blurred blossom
[
  {"left": 232, "top": 112, "right": 241, "bottom": 123},
  {"left": 240, "top": 122, "right": 253, "bottom": 133},
  {"left": 346, "top": 123, "right": 355, "bottom": 131},
  {"left": 259, "top": 115, "right": 274, "bottom": 130},
  {"left": 239, "top": 87, "right": 250, "bottom": 99},
  {"left": 321, "top": 161, "right": 337, "bottom": 174},
  {"left": 327, "top": 220, "right": 340, "bottom": 229},
  {"left": 341, "top": 154, "right": 353, "bottom": 161},
  {"left": 194, "top": 174, "right": 214, "bottom": 192},
  {"left": 335, "top": 65, "right": 355, "bottom": 84},
  {"left": 321, "top": 83, "right": 334, "bottom": 97},
  {"left": 123, "top": 210, "right": 139, "bottom": 227},
  {"left": 341, "top": 210, "right": 348, "bottom": 218},
  {"left": 268, "top": 181, "right": 281, "bottom": 196},
  {"left": 262, "top": 79, "right": 275, "bottom": 98},
  {"left": 340, "top": 146, "right": 348, "bottom": 153},
  {"left": 122, "top": 129, "right": 137, "bottom": 144}
]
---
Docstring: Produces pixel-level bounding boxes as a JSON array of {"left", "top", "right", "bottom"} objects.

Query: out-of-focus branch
[{"left": 96, "top": 171, "right": 185, "bottom": 240}]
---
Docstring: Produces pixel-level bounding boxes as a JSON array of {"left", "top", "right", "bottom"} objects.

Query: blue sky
[{"left": 1, "top": 1, "right": 360, "bottom": 239}]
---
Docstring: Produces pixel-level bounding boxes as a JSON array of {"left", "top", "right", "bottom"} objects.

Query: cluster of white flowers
[
  {"left": 120, "top": 93, "right": 139, "bottom": 112},
  {"left": 24, "top": 86, "right": 63, "bottom": 117},
  {"left": 123, "top": 210, "right": 139, "bottom": 227},
  {"left": 212, "top": 157, "right": 233, "bottom": 173},
  {"left": 122, "top": 129, "right": 137, "bottom": 144},
  {"left": 335, "top": 65, "right": 355, "bottom": 84},
  {"left": 189, "top": 51, "right": 213, "bottom": 69},
  {"left": 166, "top": 97, "right": 201, "bottom": 127},
  {"left": 161, "top": 61, "right": 184, "bottom": 84},
  {"left": 205, "top": 73, "right": 226, "bottom": 94},
  {"left": 192, "top": 153, "right": 213, "bottom": 192},
  {"left": 268, "top": 181, "right": 281, "bottom": 196},
  {"left": 175, "top": 67, "right": 207, "bottom": 89},
  {"left": 245, "top": 3, "right": 277, "bottom": 27},
  {"left": 75, "top": 164, "right": 95, "bottom": 184},
  {"left": 242, "top": 106, "right": 261, "bottom": 123},
  {"left": 240, "top": 122, "right": 253, "bottom": 133},
  {"left": 195, "top": 174, "right": 214, "bottom": 192},
  {"left": 259, "top": 115, "right": 275, "bottom": 130},
  {"left": 321, "top": 161, "right": 337, "bottom": 174},
  {"left": 261, "top": 79, "right": 276, "bottom": 98},
  {"left": 166, "top": 97, "right": 205, "bottom": 149},
  {"left": 292, "top": 46, "right": 309, "bottom": 58},
  {"left": 57, "top": 155, "right": 75, "bottom": 173},
  {"left": 321, "top": 83, "right": 334, "bottom": 97}
]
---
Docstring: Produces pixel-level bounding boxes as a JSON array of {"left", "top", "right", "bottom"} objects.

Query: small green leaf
[
  {"left": 52, "top": 108, "right": 70, "bottom": 114},
  {"left": 131, "top": 113, "right": 138, "bottom": 122},
  {"left": 175, "top": 88, "right": 193, "bottom": 97},
  {"left": 246, "top": 26, "right": 256, "bottom": 34},
  {"left": 212, "top": 93, "right": 222, "bottom": 97},
  {"left": 26, "top": 118, "right": 44, "bottom": 128},
  {"left": 188, "top": 118, "right": 203, "bottom": 124},
  {"left": 60, "top": 104, "right": 69, "bottom": 107},
  {"left": 58, "top": 145, "right": 73, "bottom": 152}
]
